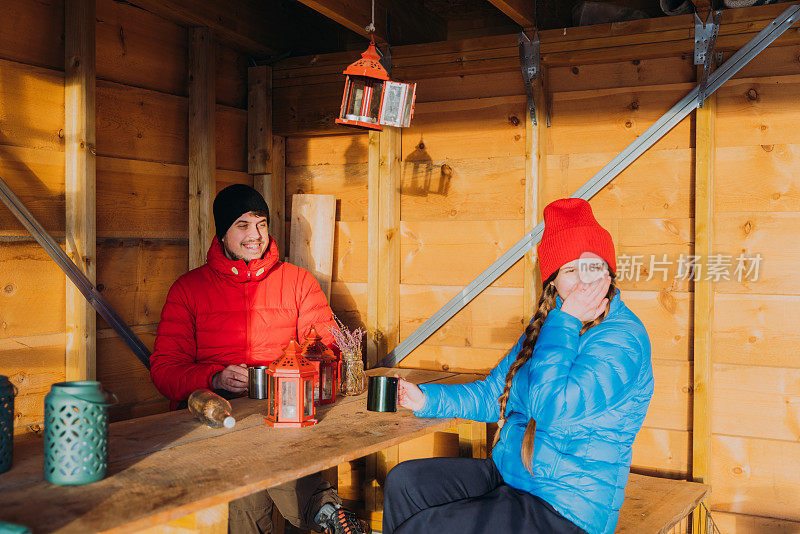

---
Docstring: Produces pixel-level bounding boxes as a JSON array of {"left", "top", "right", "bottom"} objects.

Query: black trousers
[{"left": 382, "top": 457, "right": 587, "bottom": 534}]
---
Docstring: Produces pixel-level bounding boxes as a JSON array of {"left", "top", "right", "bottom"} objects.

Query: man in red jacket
[{"left": 150, "top": 185, "right": 368, "bottom": 534}]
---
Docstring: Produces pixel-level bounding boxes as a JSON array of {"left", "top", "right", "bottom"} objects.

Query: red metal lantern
[
  {"left": 265, "top": 340, "right": 317, "bottom": 428},
  {"left": 302, "top": 326, "right": 339, "bottom": 406},
  {"left": 335, "top": 37, "right": 389, "bottom": 130}
]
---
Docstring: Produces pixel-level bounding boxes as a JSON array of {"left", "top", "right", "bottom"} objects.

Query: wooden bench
[{"left": 0, "top": 368, "right": 708, "bottom": 533}]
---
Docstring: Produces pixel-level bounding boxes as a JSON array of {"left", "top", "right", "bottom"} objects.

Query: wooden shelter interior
[{"left": 1, "top": 0, "right": 799, "bottom": 532}]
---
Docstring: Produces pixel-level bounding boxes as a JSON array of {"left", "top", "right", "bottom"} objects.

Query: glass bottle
[{"left": 188, "top": 389, "right": 236, "bottom": 429}]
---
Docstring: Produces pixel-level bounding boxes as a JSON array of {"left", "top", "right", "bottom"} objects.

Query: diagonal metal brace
[
  {"left": 0, "top": 176, "right": 152, "bottom": 370},
  {"left": 518, "top": 30, "right": 540, "bottom": 126},
  {"left": 695, "top": 10, "right": 722, "bottom": 108}
]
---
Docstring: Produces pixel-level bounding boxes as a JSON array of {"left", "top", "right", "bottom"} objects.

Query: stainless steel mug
[
  {"left": 366, "top": 375, "right": 398, "bottom": 412},
  {"left": 248, "top": 366, "right": 268, "bottom": 399}
]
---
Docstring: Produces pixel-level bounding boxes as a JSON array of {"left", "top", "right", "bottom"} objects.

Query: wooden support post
[
  {"left": 378, "top": 126, "right": 401, "bottom": 362},
  {"left": 692, "top": 66, "right": 716, "bottom": 534},
  {"left": 65, "top": 0, "right": 97, "bottom": 381},
  {"left": 364, "top": 127, "right": 401, "bottom": 529},
  {"left": 523, "top": 76, "right": 547, "bottom": 325},
  {"left": 366, "top": 130, "right": 381, "bottom": 370},
  {"left": 188, "top": 27, "right": 216, "bottom": 270},
  {"left": 248, "top": 66, "right": 272, "bottom": 175},
  {"left": 248, "top": 66, "right": 284, "bottom": 256}
]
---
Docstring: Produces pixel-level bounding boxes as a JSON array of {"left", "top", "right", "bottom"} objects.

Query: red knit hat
[{"left": 537, "top": 198, "right": 616, "bottom": 282}]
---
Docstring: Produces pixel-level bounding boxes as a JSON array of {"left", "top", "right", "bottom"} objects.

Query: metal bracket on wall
[
  {"left": 695, "top": 10, "right": 722, "bottom": 108},
  {"left": 0, "top": 176, "right": 152, "bottom": 370},
  {"left": 518, "top": 30, "right": 540, "bottom": 126},
  {"left": 380, "top": 4, "right": 800, "bottom": 369}
]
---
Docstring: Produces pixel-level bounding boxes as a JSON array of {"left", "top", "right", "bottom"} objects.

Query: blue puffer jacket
[{"left": 415, "top": 288, "right": 653, "bottom": 534}]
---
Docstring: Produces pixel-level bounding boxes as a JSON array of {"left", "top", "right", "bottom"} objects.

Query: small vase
[{"left": 339, "top": 350, "right": 367, "bottom": 396}]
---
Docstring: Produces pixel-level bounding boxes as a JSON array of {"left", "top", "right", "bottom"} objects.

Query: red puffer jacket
[{"left": 150, "top": 235, "right": 337, "bottom": 406}]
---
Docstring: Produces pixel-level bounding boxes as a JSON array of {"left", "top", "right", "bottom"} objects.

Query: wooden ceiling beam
[
  {"left": 486, "top": 0, "right": 537, "bottom": 28},
  {"left": 125, "top": 0, "right": 279, "bottom": 55},
  {"left": 295, "top": 0, "right": 446, "bottom": 45}
]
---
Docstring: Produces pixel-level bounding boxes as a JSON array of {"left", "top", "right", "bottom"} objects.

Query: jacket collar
[{"left": 206, "top": 235, "right": 279, "bottom": 283}]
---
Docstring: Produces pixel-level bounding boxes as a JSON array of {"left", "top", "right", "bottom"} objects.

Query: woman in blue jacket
[{"left": 383, "top": 198, "right": 654, "bottom": 534}]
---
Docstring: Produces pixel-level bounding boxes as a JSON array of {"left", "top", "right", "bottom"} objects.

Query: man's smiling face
[{"left": 221, "top": 211, "right": 269, "bottom": 263}]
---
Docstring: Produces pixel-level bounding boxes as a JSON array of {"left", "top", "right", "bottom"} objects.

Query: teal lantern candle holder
[
  {"left": 0, "top": 375, "right": 16, "bottom": 474},
  {"left": 43, "top": 381, "right": 117, "bottom": 485}
]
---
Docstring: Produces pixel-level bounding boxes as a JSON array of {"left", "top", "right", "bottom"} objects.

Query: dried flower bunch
[{"left": 330, "top": 315, "right": 365, "bottom": 358}]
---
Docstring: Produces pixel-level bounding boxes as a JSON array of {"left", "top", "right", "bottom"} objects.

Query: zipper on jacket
[{"left": 244, "top": 282, "right": 250, "bottom": 365}]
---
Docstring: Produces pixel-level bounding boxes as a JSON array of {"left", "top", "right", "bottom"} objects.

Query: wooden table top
[
  {"left": 0, "top": 367, "right": 709, "bottom": 533},
  {"left": 0, "top": 368, "right": 474, "bottom": 533}
]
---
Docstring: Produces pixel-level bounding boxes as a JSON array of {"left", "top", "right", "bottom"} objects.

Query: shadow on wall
[{"left": 402, "top": 137, "right": 453, "bottom": 198}]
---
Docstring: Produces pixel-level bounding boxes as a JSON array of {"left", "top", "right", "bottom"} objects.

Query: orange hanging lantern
[
  {"left": 301, "top": 326, "right": 339, "bottom": 406},
  {"left": 265, "top": 340, "right": 317, "bottom": 428},
  {"left": 335, "top": 37, "right": 417, "bottom": 131}
]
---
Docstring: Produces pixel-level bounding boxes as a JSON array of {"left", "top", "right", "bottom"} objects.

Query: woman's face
[{"left": 553, "top": 252, "right": 608, "bottom": 300}]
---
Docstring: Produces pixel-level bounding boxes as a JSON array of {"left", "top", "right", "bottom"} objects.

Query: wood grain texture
[
  {"left": 713, "top": 212, "right": 800, "bottom": 295},
  {"left": 96, "top": 0, "right": 187, "bottom": 96},
  {"left": 95, "top": 239, "right": 187, "bottom": 328},
  {"left": 712, "top": 364, "right": 800, "bottom": 442},
  {"left": 400, "top": 156, "right": 525, "bottom": 221},
  {"left": 188, "top": 27, "right": 216, "bottom": 270},
  {"left": 96, "top": 157, "right": 188, "bottom": 239},
  {"left": 0, "top": 333, "right": 65, "bottom": 430},
  {"left": 711, "top": 511, "right": 800, "bottom": 534},
  {"left": 0, "top": 59, "right": 65, "bottom": 152},
  {"left": 716, "top": 75, "right": 800, "bottom": 148},
  {"left": 332, "top": 221, "right": 368, "bottom": 283},
  {"left": 0, "top": 0, "right": 64, "bottom": 70},
  {"left": 0, "top": 145, "right": 65, "bottom": 236},
  {"left": 285, "top": 163, "right": 368, "bottom": 222},
  {"left": 399, "top": 284, "right": 523, "bottom": 352},
  {"left": 710, "top": 435, "right": 800, "bottom": 521},
  {"left": 377, "top": 127, "right": 401, "bottom": 361},
  {"left": 711, "top": 293, "right": 800, "bottom": 368},
  {"left": 631, "top": 428, "right": 691, "bottom": 479},
  {"left": 247, "top": 65, "right": 271, "bottom": 174},
  {"left": 65, "top": 0, "right": 97, "bottom": 382},
  {"left": 289, "top": 194, "right": 336, "bottom": 299},
  {"left": 399, "top": 220, "right": 524, "bottom": 287},
  {"left": 0, "top": 243, "right": 66, "bottom": 338},
  {"left": 714, "top": 144, "right": 800, "bottom": 213},
  {"left": 692, "top": 74, "right": 715, "bottom": 488},
  {"left": 0, "top": 369, "right": 473, "bottom": 532},
  {"left": 286, "top": 134, "right": 369, "bottom": 167},
  {"left": 548, "top": 83, "right": 694, "bottom": 155},
  {"left": 616, "top": 475, "right": 708, "bottom": 534}
]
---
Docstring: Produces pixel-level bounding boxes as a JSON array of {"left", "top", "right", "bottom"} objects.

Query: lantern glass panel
[
  {"left": 369, "top": 81, "right": 383, "bottom": 120},
  {"left": 347, "top": 78, "right": 366, "bottom": 119},
  {"left": 402, "top": 84, "right": 416, "bottom": 127},
  {"left": 279, "top": 379, "right": 297, "bottom": 422},
  {"left": 268, "top": 375, "right": 275, "bottom": 416},
  {"left": 321, "top": 366, "right": 333, "bottom": 400},
  {"left": 304, "top": 380, "right": 314, "bottom": 417}
]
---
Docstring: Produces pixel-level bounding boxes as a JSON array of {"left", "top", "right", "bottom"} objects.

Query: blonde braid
[{"left": 491, "top": 282, "right": 558, "bottom": 452}]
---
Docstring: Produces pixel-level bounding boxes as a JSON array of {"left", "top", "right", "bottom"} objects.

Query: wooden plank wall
[
  {"left": 0, "top": 0, "right": 251, "bottom": 429},
  {"left": 275, "top": 4, "right": 800, "bottom": 532}
]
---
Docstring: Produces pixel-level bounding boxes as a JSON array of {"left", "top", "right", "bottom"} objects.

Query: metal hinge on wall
[
  {"left": 694, "top": 10, "right": 722, "bottom": 108},
  {"left": 518, "top": 30, "right": 540, "bottom": 126}
]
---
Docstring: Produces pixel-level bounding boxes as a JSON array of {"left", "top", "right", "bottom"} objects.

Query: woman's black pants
[{"left": 382, "top": 457, "right": 587, "bottom": 534}]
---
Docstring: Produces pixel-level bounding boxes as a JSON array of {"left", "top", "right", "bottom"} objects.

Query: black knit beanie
[{"left": 213, "top": 184, "right": 270, "bottom": 240}]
